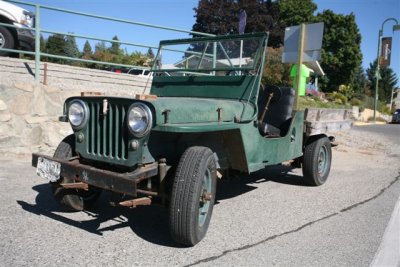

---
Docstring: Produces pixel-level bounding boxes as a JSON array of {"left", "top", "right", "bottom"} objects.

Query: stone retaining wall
[{"left": 0, "top": 57, "right": 151, "bottom": 158}]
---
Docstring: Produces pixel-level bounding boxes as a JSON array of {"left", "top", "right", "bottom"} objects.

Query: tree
[
  {"left": 39, "top": 34, "right": 46, "bottom": 52},
  {"left": 45, "top": 34, "right": 67, "bottom": 64},
  {"left": 146, "top": 48, "right": 155, "bottom": 59},
  {"left": 278, "top": 0, "right": 317, "bottom": 27},
  {"left": 82, "top": 41, "right": 93, "bottom": 58},
  {"left": 95, "top": 41, "right": 107, "bottom": 53},
  {"left": 82, "top": 40, "right": 94, "bottom": 67},
  {"left": 262, "top": 47, "right": 291, "bottom": 87},
  {"left": 110, "top": 35, "right": 122, "bottom": 55},
  {"left": 191, "top": 0, "right": 284, "bottom": 47},
  {"left": 315, "top": 10, "right": 362, "bottom": 92},
  {"left": 351, "top": 65, "right": 369, "bottom": 95},
  {"left": 366, "top": 60, "right": 398, "bottom": 103},
  {"left": 65, "top": 33, "right": 79, "bottom": 65}
]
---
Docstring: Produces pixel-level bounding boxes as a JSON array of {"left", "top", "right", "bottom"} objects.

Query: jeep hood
[{"left": 150, "top": 97, "right": 255, "bottom": 126}]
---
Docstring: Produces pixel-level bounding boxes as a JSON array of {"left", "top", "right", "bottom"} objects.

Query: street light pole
[{"left": 373, "top": 18, "right": 399, "bottom": 122}]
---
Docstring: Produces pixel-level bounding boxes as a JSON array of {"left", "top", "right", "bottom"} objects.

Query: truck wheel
[
  {"left": 169, "top": 146, "right": 217, "bottom": 246},
  {"left": 302, "top": 137, "right": 332, "bottom": 186},
  {"left": 0, "top": 27, "right": 15, "bottom": 57},
  {"left": 52, "top": 135, "right": 101, "bottom": 211}
]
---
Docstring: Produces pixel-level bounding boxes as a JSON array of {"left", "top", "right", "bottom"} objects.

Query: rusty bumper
[{"left": 32, "top": 153, "right": 158, "bottom": 196}]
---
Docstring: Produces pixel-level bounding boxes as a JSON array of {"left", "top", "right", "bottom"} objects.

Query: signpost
[{"left": 282, "top": 22, "right": 324, "bottom": 110}]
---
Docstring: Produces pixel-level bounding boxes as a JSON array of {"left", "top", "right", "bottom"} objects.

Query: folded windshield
[{"left": 151, "top": 33, "right": 267, "bottom": 75}]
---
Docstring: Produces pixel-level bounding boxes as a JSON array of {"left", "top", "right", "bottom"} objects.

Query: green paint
[
  {"left": 290, "top": 64, "right": 311, "bottom": 96},
  {"left": 62, "top": 33, "right": 307, "bottom": 175}
]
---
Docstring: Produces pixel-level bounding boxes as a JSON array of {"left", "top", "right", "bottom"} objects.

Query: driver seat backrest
[{"left": 258, "top": 86, "right": 295, "bottom": 136}]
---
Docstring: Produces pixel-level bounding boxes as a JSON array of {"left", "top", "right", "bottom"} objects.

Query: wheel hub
[
  {"left": 318, "top": 146, "right": 327, "bottom": 175},
  {"left": 0, "top": 33, "right": 4, "bottom": 48},
  {"left": 199, "top": 168, "right": 212, "bottom": 227},
  {"left": 200, "top": 189, "right": 212, "bottom": 204}
]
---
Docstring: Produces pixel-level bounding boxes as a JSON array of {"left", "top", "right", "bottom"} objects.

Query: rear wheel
[
  {"left": 52, "top": 135, "right": 101, "bottom": 211},
  {"left": 0, "top": 26, "right": 15, "bottom": 57},
  {"left": 302, "top": 137, "right": 332, "bottom": 186},
  {"left": 169, "top": 146, "right": 217, "bottom": 246}
]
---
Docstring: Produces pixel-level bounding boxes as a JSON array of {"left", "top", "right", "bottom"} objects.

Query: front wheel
[
  {"left": 0, "top": 27, "right": 15, "bottom": 57},
  {"left": 302, "top": 137, "right": 332, "bottom": 186},
  {"left": 52, "top": 135, "right": 101, "bottom": 211},
  {"left": 169, "top": 146, "right": 217, "bottom": 246}
]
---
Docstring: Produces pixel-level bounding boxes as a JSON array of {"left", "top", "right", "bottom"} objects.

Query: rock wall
[{"left": 0, "top": 57, "right": 151, "bottom": 158}]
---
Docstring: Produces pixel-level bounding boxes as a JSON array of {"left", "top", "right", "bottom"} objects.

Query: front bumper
[
  {"left": 32, "top": 153, "right": 158, "bottom": 196},
  {"left": 392, "top": 115, "right": 400, "bottom": 123},
  {"left": 13, "top": 22, "right": 35, "bottom": 51}
]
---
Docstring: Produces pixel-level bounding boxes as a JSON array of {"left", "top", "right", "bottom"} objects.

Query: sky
[{"left": 15, "top": 0, "right": 400, "bottom": 86}]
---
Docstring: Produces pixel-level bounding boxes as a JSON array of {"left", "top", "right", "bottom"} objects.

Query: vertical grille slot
[{"left": 86, "top": 101, "right": 129, "bottom": 160}]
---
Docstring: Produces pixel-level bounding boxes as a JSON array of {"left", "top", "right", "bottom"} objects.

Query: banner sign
[
  {"left": 239, "top": 10, "right": 247, "bottom": 34},
  {"left": 380, "top": 37, "right": 392, "bottom": 66}
]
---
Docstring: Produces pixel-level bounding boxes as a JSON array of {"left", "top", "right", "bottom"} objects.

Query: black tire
[
  {"left": 302, "top": 137, "right": 332, "bottom": 186},
  {"left": 169, "top": 146, "right": 217, "bottom": 246},
  {"left": 0, "top": 26, "right": 15, "bottom": 57},
  {"left": 52, "top": 135, "right": 101, "bottom": 211}
]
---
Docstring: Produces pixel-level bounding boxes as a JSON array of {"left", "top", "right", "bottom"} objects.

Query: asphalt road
[{"left": 0, "top": 124, "right": 399, "bottom": 266}]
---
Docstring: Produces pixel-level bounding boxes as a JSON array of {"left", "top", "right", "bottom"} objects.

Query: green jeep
[{"left": 32, "top": 33, "right": 349, "bottom": 246}]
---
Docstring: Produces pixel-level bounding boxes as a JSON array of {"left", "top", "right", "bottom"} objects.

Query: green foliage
[
  {"left": 366, "top": 59, "right": 399, "bottom": 104},
  {"left": 39, "top": 34, "right": 46, "bottom": 52},
  {"left": 278, "top": 0, "right": 317, "bottom": 26},
  {"left": 192, "top": 0, "right": 283, "bottom": 47},
  {"left": 110, "top": 35, "right": 122, "bottom": 55},
  {"left": 45, "top": 34, "right": 67, "bottom": 64},
  {"left": 351, "top": 65, "right": 369, "bottom": 94},
  {"left": 64, "top": 34, "right": 80, "bottom": 65},
  {"left": 262, "top": 46, "right": 291, "bottom": 87},
  {"left": 41, "top": 33, "right": 152, "bottom": 71},
  {"left": 328, "top": 91, "right": 348, "bottom": 105},
  {"left": 379, "top": 104, "right": 391, "bottom": 115},
  {"left": 83, "top": 41, "right": 93, "bottom": 56},
  {"left": 299, "top": 96, "right": 350, "bottom": 109},
  {"left": 338, "top": 84, "right": 354, "bottom": 100},
  {"left": 315, "top": 10, "right": 362, "bottom": 92}
]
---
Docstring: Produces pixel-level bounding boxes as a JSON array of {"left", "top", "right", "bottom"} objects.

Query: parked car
[
  {"left": 392, "top": 109, "right": 400, "bottom": 123},
  {"left": 0, "top": 0, "right": 35, "bottom": 56}
]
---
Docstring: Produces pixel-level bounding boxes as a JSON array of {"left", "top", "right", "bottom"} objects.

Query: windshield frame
[{"left": 151, "top": 32, "right": 268, "bottom": 74}]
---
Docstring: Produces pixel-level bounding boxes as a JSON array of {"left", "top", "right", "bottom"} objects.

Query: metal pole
[
  {"left": 294, "top": 23, "right": 305, "bottom": 111},
  {"left": 374, "top": 18, "right": 399, "bottom": 122},
  {"left": 34, "top": 4, "right": 40, "bottom": 83},
  {"left": 373, "top": 29, "right": 382, "bottom": 122}
]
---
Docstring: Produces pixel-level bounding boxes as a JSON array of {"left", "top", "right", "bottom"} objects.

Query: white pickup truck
[{"left": 0, "top": 0, "right": 34, "bottom": 56}]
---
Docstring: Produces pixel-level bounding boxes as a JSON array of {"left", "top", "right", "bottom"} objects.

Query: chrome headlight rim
[
  {"left": 127, "top": 103, "right": 153, "bottom": 137},
  {"left": 68, "top": 99, "right": 89, "bottom": 130}
]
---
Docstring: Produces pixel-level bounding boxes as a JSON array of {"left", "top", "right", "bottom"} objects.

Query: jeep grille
[{"left": 86, "top": 101, "right": 129, "bottom": 160}]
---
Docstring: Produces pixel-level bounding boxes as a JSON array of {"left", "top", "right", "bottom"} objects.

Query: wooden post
[
  {"left": 294, "top": 23, "right": 305, "bottom": 111},
  {"left": 43, "top": 63, "right": 48, "bottom": 85}
]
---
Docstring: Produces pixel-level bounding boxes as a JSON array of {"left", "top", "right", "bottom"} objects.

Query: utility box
[{"left": 290, "top": 64, "right": 310, "bottom": 96}]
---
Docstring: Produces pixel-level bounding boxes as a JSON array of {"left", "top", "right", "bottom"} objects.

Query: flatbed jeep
[{"left": 32, "top": 33, "right": 352, "bottom": 246}]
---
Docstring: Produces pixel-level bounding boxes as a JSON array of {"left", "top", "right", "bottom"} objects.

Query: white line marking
[{"left": 371, "top": 195, "right": 400, "bottom": 267}]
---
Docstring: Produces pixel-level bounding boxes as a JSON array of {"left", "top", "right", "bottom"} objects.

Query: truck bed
[{"left": 304, "top": 108, "right": 353, "bottom": 136}]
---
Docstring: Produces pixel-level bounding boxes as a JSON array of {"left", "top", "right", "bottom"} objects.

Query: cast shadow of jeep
[{"left": 17, "top": 164, "right": 307, "bottom": 247}]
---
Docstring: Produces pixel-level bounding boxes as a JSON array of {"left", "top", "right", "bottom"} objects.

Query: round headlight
[
  {"left": 68, "top": 100, "right": 88, "bottom": 129},
  {"left": 127, "top": 103, "right": 153, "bottom": 137}
]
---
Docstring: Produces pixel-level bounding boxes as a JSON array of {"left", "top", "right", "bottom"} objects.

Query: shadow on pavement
[{"left": 18, "top": 164, "right": 307, "bottom": 247}]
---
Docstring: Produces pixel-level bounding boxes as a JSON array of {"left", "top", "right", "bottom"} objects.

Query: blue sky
[{"left": 16, "top": 0, "right": 400, "bottom": 85}]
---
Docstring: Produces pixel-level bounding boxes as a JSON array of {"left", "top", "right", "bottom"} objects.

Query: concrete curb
[
  {"left": 371, "top": 195, "right": 400, "bottom": 266},
  {"left": 353, "top": 121, "right": 387, "bottom": 126}
]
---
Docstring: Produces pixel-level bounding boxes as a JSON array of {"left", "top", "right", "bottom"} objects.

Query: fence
[{"left": 0, "top": 0, "right": 214, "bottom": 82}]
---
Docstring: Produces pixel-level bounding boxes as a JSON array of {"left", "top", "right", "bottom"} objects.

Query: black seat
[{"left": 258, "top": 86, "right": 295, "bottom": 137}]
